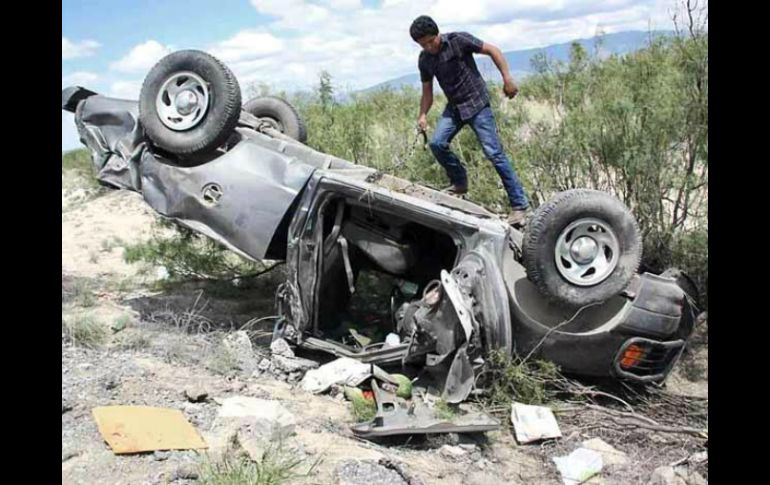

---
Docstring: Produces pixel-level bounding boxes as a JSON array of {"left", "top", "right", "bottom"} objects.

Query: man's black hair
[{"left": 410, "top": 15, "right": 439, "bottom": 41}]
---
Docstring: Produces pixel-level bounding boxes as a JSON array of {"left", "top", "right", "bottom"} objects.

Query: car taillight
[{"left": 619, "top": 344, "right": 645, "bottom": 369}]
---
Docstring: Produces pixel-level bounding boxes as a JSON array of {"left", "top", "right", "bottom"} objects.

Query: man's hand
[
  {"left": 503, "top": 78, "right": 519, "bottom": 99},
  {"left": 417, "top": 114, "right": 428, "bottom": 132}
]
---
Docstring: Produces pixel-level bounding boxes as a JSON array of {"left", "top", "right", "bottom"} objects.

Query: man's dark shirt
[{"left": 418, "top": 32, "right": 490, "bottom": 120}]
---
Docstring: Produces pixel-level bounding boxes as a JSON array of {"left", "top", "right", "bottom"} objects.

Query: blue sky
[{"left": 62, "top": 0, "right": 678, "bottom": 150}]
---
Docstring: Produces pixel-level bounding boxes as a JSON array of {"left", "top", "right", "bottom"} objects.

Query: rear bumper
[
  {"left": 612, "top": 337, "right": 686, "bottom": 382},
  {"left": 511, "top": 273, "right": 693, "bottom": 383}
]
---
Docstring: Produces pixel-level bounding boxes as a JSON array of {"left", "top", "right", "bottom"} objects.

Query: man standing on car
[{"left": 410, "top": 15, "right": 529, "bottom": 226}]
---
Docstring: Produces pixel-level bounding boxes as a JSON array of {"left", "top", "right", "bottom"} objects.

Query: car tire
[
  {"left": 139, "top": 50, "right": 241, "bottom": 158},
  {"left": 243, "top": 96, "right": 307, "bottom": 143},
  {"left": 523, "top": 189, "right": 642, "bottom": 308}
]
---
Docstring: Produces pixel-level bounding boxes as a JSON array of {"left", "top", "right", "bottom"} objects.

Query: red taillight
[{"left": 620, "top": 344, "right": 644, "bottom": 369}]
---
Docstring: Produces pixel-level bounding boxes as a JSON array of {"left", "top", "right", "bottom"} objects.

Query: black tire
[
  {"left": 522, "top": 189, "right": 642, "bottom": 308},
  {"left": 243, "top": 96, "right": 307, "bottom": 143},
  {"left": 139, "top": 50, "right": 241, "bottom": 158}
]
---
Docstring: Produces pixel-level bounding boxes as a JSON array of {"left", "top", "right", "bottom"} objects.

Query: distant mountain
[{"left": 362, "top": 30, "right": 673, "bottom": 93}]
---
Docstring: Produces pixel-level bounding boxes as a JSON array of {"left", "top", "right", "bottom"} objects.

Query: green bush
[{"left": 123, "top": 219, "right": 269, "bottom": 282}]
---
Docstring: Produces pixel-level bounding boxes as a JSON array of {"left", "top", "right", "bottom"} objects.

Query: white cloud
[
  {"left": 110, "top": 40, "right": 173, "bottom": 72},
  {"left": 62, "top": 71, "right": 100, "bottom": 87},
  {"left": 109, "top": 80, "right": 143, "bottom": 100},
  {"left": 430, "top": 0, "right": 649, "bottom": 25},
  {"left": 212, "top": 0, "right": 676, "bottom": 92},
  {"left": 209, "top": 31, "right": 284, "bottom": 62},
  {"left": 62, "top": 37, "right": 100, "bottom": 60}
]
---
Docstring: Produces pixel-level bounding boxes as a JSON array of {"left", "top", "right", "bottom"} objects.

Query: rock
[
  {"left": 648, "top": 466, "right": 706, "bottom": 485},
  {"left": 62, "top": 398, "right": 73, "bottom": 414},
  {"left": 458, "top": 443, "right": 477, "bottom": 452},
  {"left": 439, "top": 445, "right": 467, "bottom": 460},
  {"left": 581, "top": 438, "right": 629, "bottom": 466},
  {"left": 258, "top": 358, "right": 272, "bottom": 371},
  {"left": 216, "top": 396, "right": 297, "bottom": 440},
  {"left": 273, "top": 354, "right": 319, "bottom": 373},
  {"left": 334, "top": 460, "right": 407, "bottom": 485},
  {"left": 378, "top": 458, "right": 425, "bottom": 485},
  {"left": 270, "top": 338, "right": 295, "bottom": 358},
  {"left": 184, "top": 385, "right": 209, "bottom": 403},
  {"left": 222, "top": 331, "right": 257, "bottom": 371},
  {"left": 173, "top": 463, "right": 199, "bottom": 480},
  {"left": 153, "top": 450, "right": 170, "bottom": 461},
  {"left": 102, "top": 377, "right": 120, "bottom": 390}
]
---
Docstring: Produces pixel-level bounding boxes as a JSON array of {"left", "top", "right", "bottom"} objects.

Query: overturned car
[{"left": 62, "top": 50, "right": 700, "bottom": 403}]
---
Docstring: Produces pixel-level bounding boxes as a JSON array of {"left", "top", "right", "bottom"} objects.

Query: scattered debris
[
  {"left": 300, "top": 357, "right": 372, "bottom": 394},
  {"left": 581, "top": 437, "right": 629, "bottom": 466},
  {"left": 92, "top": 406, "right": 207, "bottom": 454},
  {"left": 552, "top": 447, "right": 603, "bottom": 485},
  {"left": 389, "top": 374, "right": 413, "bottom": 399},
  {"left": 384, "top": 332, "right": 401, "bottom": 347},
  {"left": 510, "top": 402, "right": 562, "bottom": 444},
  {"left": 184, "top": 385, "right": 209, "bottom": 403},
  {"left": 334, "top": 459, "right": 408, "bottom": 485},
  {"left": 345, "top": 386, "right": 377, "bottom": 422},
  {"left": 648, "top": 465, "right": 707, "bottom": 485},
  {"left": 351, "top": 381, "right": 499, "bottom": 438}
]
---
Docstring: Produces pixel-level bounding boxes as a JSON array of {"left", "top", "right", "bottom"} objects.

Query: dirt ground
[{"left": 62, "top": 175, "right": 708, "bottom": 484}]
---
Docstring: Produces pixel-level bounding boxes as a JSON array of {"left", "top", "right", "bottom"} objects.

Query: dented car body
[{"left": 63, "top": 71, "right": 697, "bottom": 401}]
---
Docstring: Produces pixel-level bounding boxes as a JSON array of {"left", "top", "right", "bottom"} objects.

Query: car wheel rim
[
  {"left": 555, "top": 217, "right": 620, "bottom": 286},
  {"left": 155, "top": 72, "right": 210, "bottom": 131}
]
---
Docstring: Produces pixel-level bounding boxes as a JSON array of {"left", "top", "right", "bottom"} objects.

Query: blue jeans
[{"left": 429, "top": 105, "right": 529, "bottom": 210}]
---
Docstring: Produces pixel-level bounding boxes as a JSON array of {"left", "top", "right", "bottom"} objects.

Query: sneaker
[
  {"left": 442, "top": 184, "right": 468, "bottom": 196},
  {"left": 507, "top": 208, "right": 528, "bottom": 227}
]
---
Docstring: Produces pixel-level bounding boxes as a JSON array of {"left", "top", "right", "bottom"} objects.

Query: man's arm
[
  {"left": 480, "top": 42, "right": 518, "bottom": 99},
  {"left": 418, "top": 81, "right": 433, "bottom": 131}
]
